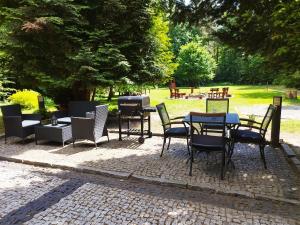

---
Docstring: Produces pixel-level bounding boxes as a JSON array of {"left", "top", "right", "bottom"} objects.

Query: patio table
[
  {"left": 35, "top": 124, "right": 72, "bottom": 147},
  {"left": 182, "top": 113, "right": 240, "bottom": 126}
]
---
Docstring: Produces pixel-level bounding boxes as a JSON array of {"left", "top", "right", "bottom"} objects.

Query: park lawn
[
  {"left": 149, "top": 85, "right": 299, "bottom": 117},
  {"left": 0, "top": 85, "right": 299, "bottom": 136}
]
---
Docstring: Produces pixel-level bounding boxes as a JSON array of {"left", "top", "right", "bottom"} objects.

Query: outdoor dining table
[{"left": 182, "top": 113, "right": 240, "bottom": 126}]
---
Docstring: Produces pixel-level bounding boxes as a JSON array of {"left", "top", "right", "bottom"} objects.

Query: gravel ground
[{"left": 0, "top": 161, "right": 300, "bottom": 225}]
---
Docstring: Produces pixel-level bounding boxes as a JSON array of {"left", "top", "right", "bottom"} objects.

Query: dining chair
[
  {"left": 206, "top": 98, "right": 229, "bottom": 113},
  {"left": 230, "top": 104, "right": 276, "bottom": 169},
  {"left": 189, "top": 112, "right": 227, "bottom": 179},
  {"left": 156, "top": 103, "right": 189, "bottom": 157},
  {"left": 204, "top": 98, "right": 229, "bottom": 133}
]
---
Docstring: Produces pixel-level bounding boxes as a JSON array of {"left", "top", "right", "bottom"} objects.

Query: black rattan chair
[
  {"left": 1, "top": 104, "right": 41, "bottom": 143},
  {"left": 72, "top": 105, "right": 109, "bottom": 147},
  {"left": 189, "top": 112, "right": 227, "bottom": 179},
  {"left": 156, "top": 103, "right": 189, "bottom": 157},
  {"left": 230, "top": 104, "right": 276, "bottom": 169}
]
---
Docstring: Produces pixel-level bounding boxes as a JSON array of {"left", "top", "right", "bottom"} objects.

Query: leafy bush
[
  {"left": 8, "top": 90, "right": 39, "bottom": 110},
  {"left": 175, "top": 42, "right": 216, "bottom": 86}
]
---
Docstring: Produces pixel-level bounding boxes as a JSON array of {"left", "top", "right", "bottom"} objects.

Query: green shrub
[{"left": 8, "top": 90, "right": 39, "bottom": 110}]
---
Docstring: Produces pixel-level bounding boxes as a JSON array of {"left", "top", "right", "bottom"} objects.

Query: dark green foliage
[
  {"left": 167, "top": 0, "right": 300, "bottom": 87},
  {"left": 175, "top": 42, "right": 216, "bottom": 86},
  {"left": 0, "top": 0, "right": 160, "bottom": 104},
  {"left": 215, "top": 47, "right": 273, "bottom": 85},
  {"left": 169, "top": 23, "right": 203, "bottom": 57}
]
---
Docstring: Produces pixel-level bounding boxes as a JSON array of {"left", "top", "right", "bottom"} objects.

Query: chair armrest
[
  {"left": 237, "top": 124, "right": 261, "bottom": 130},
  {"left": 170, "top": 116, "right": 185, "bottom": 120},
  {"left": 71, "top": 117, "right": 94, "bottom": 137},
  {"left": 52, "top": 110, "right": 68, "bottom": 118},
  {"left": 3, "top": 116, "right": 22, "bottom": 127},
  {"left": 239, "top": 118, "right": 261, "bottom": 125},
  {"left": 22, "top": 113, "right": 42, "bottom": 121},
  {"left": 71, "top": 117, "right": 94, "bottom": 126}
]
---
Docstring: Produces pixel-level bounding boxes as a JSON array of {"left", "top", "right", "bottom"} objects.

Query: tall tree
[
  {"left": 0, "top": 0, "right": 159, "bottom": 105},
  {"left": 149, "top": 9, "right": 178, "bottom": 83},
  {"left": 175, "top": 41, "right": 216, "bottom": 86}
]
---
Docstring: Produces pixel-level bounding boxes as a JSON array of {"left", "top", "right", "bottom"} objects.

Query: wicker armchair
[
  {"left": 71, "top": 105, "right": 109, "bottom": 147},
  {"left": 1, "top": 104, "right": 41, "bottom": 143}
]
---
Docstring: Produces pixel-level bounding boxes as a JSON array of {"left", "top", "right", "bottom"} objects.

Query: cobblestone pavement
[
  {"left": 0, "top": 161, "right": 300, "bottom": 225},
  {"left": 0, "top": 133, "right": 300, "bottom": 203}
]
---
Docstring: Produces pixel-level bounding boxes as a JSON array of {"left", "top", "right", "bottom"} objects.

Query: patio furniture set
[
  {"left": 1, "top": 97, "right": 276, "bottom": 180},
  {"left": 156, "top": 98, "right": 276, "bottom": 179},
  {"left": 1, "top": 101, "right": 109, "bottom": 147}
]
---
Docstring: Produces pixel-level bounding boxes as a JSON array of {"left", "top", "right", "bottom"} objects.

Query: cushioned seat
[
  {"left": 231, "top": 129, "right": 263, "bottom": 143},
  {"left": 57, "top": 117, "right": 71, "bottom": 124},
  {"left": 165, "top": 127, "right": 188, "bottom": 136},
  {"left": 191, "top": 134, "right": 225, "bottom": 149},
  {"left": 22, "top": 120, "right": 41, "bottom": 128}
]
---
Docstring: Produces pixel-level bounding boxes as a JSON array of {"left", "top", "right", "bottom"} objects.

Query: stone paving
[
  {"left": 1, "top": 161, "right": 300, "bottom": 225},
  {"left": 0, "top": 133, "right": 300, "bottom": 204}
]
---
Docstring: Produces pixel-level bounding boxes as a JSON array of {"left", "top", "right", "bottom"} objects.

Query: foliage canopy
[
  {"left": 175, "top": 42, "right": 216, "bottom": 86},
  {"left": 0, "top": 0, "right": 164, "bottom": 104}
]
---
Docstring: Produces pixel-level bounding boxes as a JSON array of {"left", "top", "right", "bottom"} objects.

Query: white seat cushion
[
  {"left": 22, "top": 120, "right": 40, "bottom": 127},
  {"left": 57, "top": 117, "right": 71, "bottom": 123}
]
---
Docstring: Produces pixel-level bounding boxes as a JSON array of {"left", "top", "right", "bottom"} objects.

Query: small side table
[{"left": 35, "top": 124, "right": 72, "bottom": 146}]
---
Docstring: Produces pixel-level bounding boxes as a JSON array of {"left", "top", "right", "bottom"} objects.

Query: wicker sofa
[{"left": 53, "top": 101, "right": 100, "bottom": 124}]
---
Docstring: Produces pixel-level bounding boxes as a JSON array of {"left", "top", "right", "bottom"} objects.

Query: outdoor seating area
[
  {"left": 0, "top": 97, "right": 280, "bottom": 182},
  {"left": 0, "top": 1, "right": 299, "bottom": 223},
  {"left": 1, "top": 102, "right": 109, "bottom": 147}
]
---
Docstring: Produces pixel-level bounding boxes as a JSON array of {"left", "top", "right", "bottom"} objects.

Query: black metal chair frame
[
  {"left": 231, "top": 104, "right": 276, "bottom": 169},
  {"left": 156, "top": 103, "right": 189, "bottom": 157},
  {"left": 189, "top": 112, "right": 228, "bottom": 179}
]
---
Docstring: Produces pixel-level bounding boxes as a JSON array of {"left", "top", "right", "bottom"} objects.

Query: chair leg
[
  {"left": 160, "top": 137, "right": 167, "bottom": 157},
  {"left": 259, "top": 144, "right": 267, "bottom": 169},
  {"left": 107, "top": 134, "right": 110, "bottom": 142},
  {"left": 186, "top": 137, "right": 190, "bottom": 155},
  {"left": 166, "top": 137, "right": 171, "bottom": 150},
  {"left": 189, "top": 149, "right": 194, "bottom": 176},
  {"left": 221, "top": 149, "right": 226, "bottom": 180},
  {"left": 72, "top": 138, "right": 75, "bottom": 148},
  {"left": 4, "top": 135, "right": 7, "bottom": 144}
]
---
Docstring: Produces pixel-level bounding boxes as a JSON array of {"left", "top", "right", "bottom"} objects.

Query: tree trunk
[
  {"left": 91, "top": 88, "right": 96, "bottom": 101},
  {"left": 107, "top": 86, "right": 114, "bottom": 101}
]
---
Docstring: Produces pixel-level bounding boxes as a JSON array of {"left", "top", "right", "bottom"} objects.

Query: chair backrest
[
  {"left": 156, "top": 103, "right": 171, "bottom": 131},
  {"left": 69, "top": 101, "right": 100, "bottom": 117},
  {"left": 94, "top": 105, "right": 109, "bottom": 139},
  {"left": 1, "top": 104, "right": 22, "bottom": 117},
  {"left": 189, "top": 112, "right": 226, "bottom": 141},
  {"left": 260, "top": 104, "right": 276, "bottom": 137},
  {"left": 206, "top": 98, "right": 229, "bottom": 113}
]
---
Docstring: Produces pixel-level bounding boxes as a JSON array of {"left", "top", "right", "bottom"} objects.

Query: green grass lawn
[
  {"left": 0, "top": 85, "right": 299, "bottom": 135},
  {"left": 149, "top": 85, "right": 299, "bottom": 117}
]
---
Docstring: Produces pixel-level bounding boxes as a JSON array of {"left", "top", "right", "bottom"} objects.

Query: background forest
[{"left": 0, "top": 0, "right": 299, "bottom": 106}]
